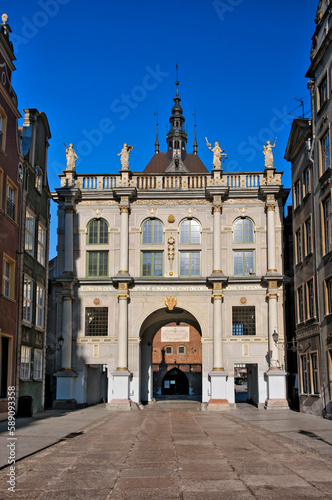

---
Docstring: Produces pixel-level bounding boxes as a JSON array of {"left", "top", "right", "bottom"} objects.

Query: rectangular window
[
  {"left": 6, "top": 183, "right": 15, "bottom": 220},
  {"left": 232, "top": 306, "right": 256, "bottom": 336},
  {"left": 323, "top": 196, "right": 332, "bottom": 254},
  {"left": 319, "top": 76, "right": 328, "bottom": 108},
  {"left": 305, "top": 218, "right": 312, "bottom": 255},
  {"left": 25, "top": 210, "right": 35, "bottom": 257},
  {"left": 33, "top": 349, "right": 43, "bottom": 380},
  {"left": 297, "top": 286, "right": 304, "bottom": 323},
  {"left": 142, "top": 251, "right": 163, "bottom": 277},
  {"left": 2, "top": 256, "right": 15, "bottom": 299},
  {"left": 36, "top": 285, "right": 45, "bottom": 329},
  {"left": 296, "top": 228, "right": 302, "bottom": 263},
  {"left": 85, "top": 307, "right": 108, "bottom": 336},
  {"left": 325, "top": 277, "right": 332, "bottom": 315},
  {"left": 294, "top": 181, "right": 300, "bottom": 207},
  {"left": 303, "top": 167, "right": 310, "bottom": 196},
  {"left": 321, "top": 131, "right": 331, "bottom": 173},
  {"left": 310, "top": 352, "right": 319, "bottom": 395},
  {"left": 20, "top": 346, "right": 31, "bottom": 380},
  {"left": 300, "top": 354, "right": 308, "bottom": 394},
  {"left": 307, "top": 279, "right": 315, "bottom": 319},
  {"left": 87, "top": 251, "right": 108, "bottom": 277},
  {"left": 37, "top": 223, "right": 46, "bottom": 266},
  {"left": 233, "top": 250, "right": 254, "bottom": 276},
  {"left": 179, "top": 251, "right": 200, "bottom": 277},
  {"left": 23, "top": 276, "right": 33, "bottom": 323}
]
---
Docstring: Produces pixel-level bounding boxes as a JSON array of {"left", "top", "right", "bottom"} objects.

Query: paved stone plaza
[{"left": 0, "top": 403, "right": 332, "bottom": 499}]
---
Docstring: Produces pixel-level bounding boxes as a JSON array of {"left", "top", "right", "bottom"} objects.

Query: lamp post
[{"left": 46, "top": 335, "right": 64, "bottom": 357}]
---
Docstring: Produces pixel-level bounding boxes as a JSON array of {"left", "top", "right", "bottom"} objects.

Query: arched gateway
[{"left": 139, "top": 307, "right": 202, "bottom": 403}]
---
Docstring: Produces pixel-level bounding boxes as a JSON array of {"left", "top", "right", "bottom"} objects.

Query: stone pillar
[
  {"left": 267, "top": 282, "right": 279, "bottom": 369},
  {"left": 108, "top": 284, "right": 131, "bottom": 410},
  {"left": 64, "top": 208, "right": 74, "bottom": 274},
  {"left": 212, "top": 203, "right": 222, "bottom": 274},
  {"left": 266, "top": 200, "right": 277, "bottom": 273},
  {"left": 119, "top": 206, "right": 129, "bottom": 274},
  {"left": 208, "top": 285, "right": 230, "bottom": 410}
]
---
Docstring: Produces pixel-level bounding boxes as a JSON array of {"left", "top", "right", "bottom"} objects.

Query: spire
[
  {"left": 166, "top": 65, "right": 187, "bottom": 158},
  {"left": 154, "top": 112, "right": 159, "bottom": 154},
  {"left": 193, "top": 112, "right": 198, "bottom": 155}
]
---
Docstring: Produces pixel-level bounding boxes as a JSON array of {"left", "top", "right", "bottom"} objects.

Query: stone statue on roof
[
  {"left": 118, "top": 143, "right": 133, "bottom": 170},
  {"left": 263, "top": 139, "right": 276, "bottom": 168},
  {"left": 64, "top": 143, "right": 78, "bottom": 170},
  {"left": 205, "top": 138, "right": 223, "bottom": 169}
]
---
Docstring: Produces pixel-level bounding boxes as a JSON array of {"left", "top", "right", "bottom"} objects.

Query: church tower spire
[
  {"left": 154, "top": 112, "right": 159, "bottom": 154},
  {"left": 166, "top": 68, "right": 187, "bottom": 159},
  {"left": 193, "top": 112, "right": 198, "bottom": 155}
]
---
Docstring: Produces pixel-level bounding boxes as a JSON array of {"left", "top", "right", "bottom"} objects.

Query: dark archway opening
[{"left": 162, "top": 368, "right": 189, "bottom": 396}]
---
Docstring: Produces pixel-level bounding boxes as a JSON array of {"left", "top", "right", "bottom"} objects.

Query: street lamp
[
  {"left": 272, "top": 330, "right": 309, "bottom": 353},
  {"left": 46, "top": 335, "right": 64, "bottom": 357}
]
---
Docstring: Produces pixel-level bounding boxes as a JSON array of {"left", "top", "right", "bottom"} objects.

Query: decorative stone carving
[
  {"left": 118, "top": 143, "right": 133, "bottom": 170},
  {"left": 165, "top": 296, "right": 177, "bottom": 310}
]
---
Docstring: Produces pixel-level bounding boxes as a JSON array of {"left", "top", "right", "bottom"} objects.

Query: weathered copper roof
[{"left": 144, "top": 152, "right": 209, "bottom": 174}]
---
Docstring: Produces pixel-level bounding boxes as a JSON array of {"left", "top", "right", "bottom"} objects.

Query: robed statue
[{"left": 118, "top": 143, "right": 133, "bottom": 170}]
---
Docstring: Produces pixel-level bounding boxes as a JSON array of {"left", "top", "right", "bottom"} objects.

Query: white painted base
[
  {"left": 112, "top": 370, "right": 131, "bottom": 400},
  {"left": 264, "top": 369, "right": 289, "bottom": 410},
  {"left": 208, "top": 371, "right": 230, "bottom": 410},
  {"left": 53, "top": 370, "right": 78, "bottom": 408}
]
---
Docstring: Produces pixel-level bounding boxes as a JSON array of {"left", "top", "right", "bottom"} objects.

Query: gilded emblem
[{"left": 165, "top": 296, "right": 177, "bottom": 311}]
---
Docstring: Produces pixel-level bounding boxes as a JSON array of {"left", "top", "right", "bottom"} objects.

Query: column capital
[
  {"left": 119, "top": 206, "right": 130, "bottom": 214},
  {"left": 265, "top": 203, "right": 276, "bottom": 212},
  {"left": 211, "top": 293, "right": 224, "bottom": 302},
  {"left": 212, "top": 204, "right": 222, "bottom": 213},
  {"left": 117, "top": 293, "right": 130, "bottom": 302}
]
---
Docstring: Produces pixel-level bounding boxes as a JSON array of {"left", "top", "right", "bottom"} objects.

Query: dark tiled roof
[{"left": 144, "top": 152, "right": 209, "bottom": 174}]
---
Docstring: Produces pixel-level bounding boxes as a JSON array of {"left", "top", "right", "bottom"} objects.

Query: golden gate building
[{"left": 50, "top": 86, "right": 290, "bottom": 410}]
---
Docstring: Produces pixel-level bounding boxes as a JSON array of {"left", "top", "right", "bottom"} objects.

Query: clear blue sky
[{"left": 4, "top": 1, "right": 317, "bottom": 258}]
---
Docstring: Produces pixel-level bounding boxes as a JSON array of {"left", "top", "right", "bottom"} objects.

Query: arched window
[
  {"left": 233, "top": 218, "right": 254, "bottom": 243},
  {"left": 180, "top": 219, "right": 201, "bottom": 244},
  {"left": 87, "top": 219, "right": 109, "bottom": 245},
  {"left": 142, "top": 218, "right": 163, "bottom": 244}
]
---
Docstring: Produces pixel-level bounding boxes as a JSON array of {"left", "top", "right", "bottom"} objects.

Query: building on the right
[{"left": 285, "top": 0, "right": 332, "bottom": 417}]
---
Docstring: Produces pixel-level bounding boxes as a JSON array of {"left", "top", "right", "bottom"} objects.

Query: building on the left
[{"left": 0, "top": 14, "right": 51, "bottom": 419}]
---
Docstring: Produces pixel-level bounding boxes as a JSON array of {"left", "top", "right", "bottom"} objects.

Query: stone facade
[{"left": 49, "top": 84, "right": 290, "bottom": 410}]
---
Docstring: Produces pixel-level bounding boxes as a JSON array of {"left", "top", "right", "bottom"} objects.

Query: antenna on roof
[
  {"left": 154, "top": 111, "right": 159, "bottom": 154},
  {"left": 193, "top": 111, "right": 198, "bottom": 154},
  {"left": 275, "top": 97, "right": 308, "bottom": 123}
]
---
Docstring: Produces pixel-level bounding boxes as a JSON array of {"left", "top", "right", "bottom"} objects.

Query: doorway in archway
[
  {"left": 234, "top": 363, "right": 258, "bottom": 406},
  {"left": 162, "top": 368, "right": 189, "bottom": 395}
]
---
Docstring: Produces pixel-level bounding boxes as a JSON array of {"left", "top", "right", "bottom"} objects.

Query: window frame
[
  {"left": 325, "top": 276, "right": 332, "bottom": 316},
  {"left": 179, "top": 250, "right": 201, "bottom": 277},
  {"left": 36, "top": 285, "right": 45, "bottom": 330},
  {"left": 318, "top": 75, "right": 328, "bottom": 109},
  {"left": 297, "top": 285, "right": 304, "bottom": 324},
  {"left": 25, "top": 209, "right": 36, "bottom": 257},
  {"left": 6, "top": 179, "right": 17, "bottom": 222},
  {"left": 179, "top": 219, "right": 201, "bottom": 245},
  {"left": 87, "top": 218, "right": 109, "bottom": 245},
  {"left": 294, "top": 180, "right": 301, "bottom": 208},
  {"left": 20, "top": 346, "right": 31, "bottom": 380},
  {"left": 233, "top": 250, "right": 255, "bottom": 276},
  {"left": 232, "top": 306, "right": 256, "bottom": 336},
  {"left": 303, "top": 167, "right": 311, "bottom": 197},
  {"left": 309, "top": 351, "right": 320, "bottom": 395},
  {"left": 37, "top": 222, "right": 46, "bottom": 266},
  {"left": 23, "top": 276, "right": 33, "bottom": 324},
  {"left": 141, "top": 218, "right": 164, "bottom": 245},
  {"left": 165, "top": 346, "right": 173, "bottom": 355},
  {"left": 320, "top": 130, "right": 331, "bottom": 174},
  {"left": 233, "top": 217, "right": 254, "bottom": 244},
  {"left": 306, "top": 279, "right": 315, "bottom": 319},
  {"left": 141, "top": 250, "right": 163, "bottom": 277},
  {"left": 86, "top": 250, "right": 109, "bottom": 277},
  {"left": 299, "top": 354, "right": 309, "bottom": 394},
  {"left": 177, "top": 346, "right": 186, "bottom": 355},
  {"left": 304, "top": 218, "right": 312, "bottom": 256},
  {"left": 0, "top": 106, "right": 7, "bottom": 151},
  {"left": 2, "top": 255, "right": 15, "bottom": 300},
  {"left": 323, "top": 195, "right": 332, "bottom": 255},
  {"left": 295, "top": 227, "right": 302, "bottom": 264},
  {"left": 85, "top": 307, "right": 108, "bottom": 337},
  {"left": 33, "top": 349, "right": 43, "bottom": 380}
]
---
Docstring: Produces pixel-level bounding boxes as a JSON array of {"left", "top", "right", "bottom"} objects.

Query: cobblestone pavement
[{"left": 0, "top": 405, "right": 332, "bottom": 499}]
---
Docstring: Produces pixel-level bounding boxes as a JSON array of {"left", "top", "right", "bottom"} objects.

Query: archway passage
[
  {"left": 140, "top": 309, "right": 202, "bottom": 403},
  {"left": 162, "top": 368, "right": 189, "bottom": 396}
]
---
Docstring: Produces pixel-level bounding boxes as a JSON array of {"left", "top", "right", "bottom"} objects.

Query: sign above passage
[{"left": 161, "top": 326, "right": 190, "bottom": 342}]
